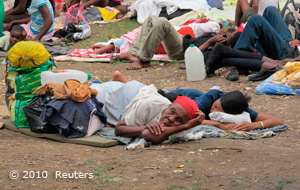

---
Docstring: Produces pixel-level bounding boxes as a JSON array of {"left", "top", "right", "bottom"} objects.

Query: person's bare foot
[
  {"left": 92, "top": 44, "right": 105, "bottom": 50},
  {"left": 227, "top": 19, "right": 235, "bottom": 26},
  {"left": 118, "top": 53, "right": 139, "bottom": 62},
  {"left": 111, "top": 71, "right": 130, "bottom": 83},
  {"left": 126, "top": 58, "right": 151, "bottom": 70}
]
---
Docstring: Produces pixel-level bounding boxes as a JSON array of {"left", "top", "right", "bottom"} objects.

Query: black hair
[
  {"left": 49, "top": 0, "right": 56, "bottom": 15},
  {"left": 157, "top": 89, "right": 179, "bottom": 102},
  {"left": 229, "top": 32, "right": 242, "bottom": 48},
  {"left": 220, "top": 91, "right": 250, "bottom": 114},
  {"left": 227, "top": 28, "right": 236, "bottom": 33},
  {"left": 11, "top": 25, "right": 25, "bottom": 33}
]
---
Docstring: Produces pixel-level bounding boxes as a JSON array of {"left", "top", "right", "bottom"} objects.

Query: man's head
[
  {"left": 210, "top": 91, "right": 250, "bottom": 114},
  {"left": 115, "top": 5, "right": 129, "bottom": 14},
  {"left": 10, "top": 25, "right": 26, "bottom": 45},
  {"left": 226, "top": 31, "right": 242, "bottom": 48},
  {"left": 159, "top": 96, "right": 199, "bottom": 126}
]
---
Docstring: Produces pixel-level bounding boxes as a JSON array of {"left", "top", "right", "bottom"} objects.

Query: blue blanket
[
  {"left": 97, "top": 124, "right": 288, "bottom": 149},
  {"left": 256, "top": 75, "right": 300, "bottom": 95}
]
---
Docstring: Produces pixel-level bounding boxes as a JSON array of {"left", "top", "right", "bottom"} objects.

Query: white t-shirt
[
  {"left": 258, "top": 0, "right": 279, "bottom": 16},
  {"left": 173, "top": 21, "right": 220, "bottom": 38},
  {"left": 122, "top": 85, "right": 171, "bottom": 126}
]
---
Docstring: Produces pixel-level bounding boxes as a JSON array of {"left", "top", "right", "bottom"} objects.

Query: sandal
[{"left": 110, "top": 55, "right": 131, "bottom": 63}]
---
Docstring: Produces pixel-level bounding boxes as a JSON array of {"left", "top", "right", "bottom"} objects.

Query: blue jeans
[
  {"left": 234, "top": 6, "right": 295, "bottom": 60},
  {"left": 170, "top": 89, "right": 224, "bottom": 118}
]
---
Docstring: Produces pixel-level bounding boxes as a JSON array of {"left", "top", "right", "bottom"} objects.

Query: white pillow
[{"left": 209, "top": 111, "right": 251, "bottom": 125}]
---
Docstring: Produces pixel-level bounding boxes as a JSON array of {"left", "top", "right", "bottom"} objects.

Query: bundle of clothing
[
  {"left": 30, "top": 79, "right": 107, "bottom": 138},
  {"left": 53, "top": 24, "right": 91, "bottom": 41}
]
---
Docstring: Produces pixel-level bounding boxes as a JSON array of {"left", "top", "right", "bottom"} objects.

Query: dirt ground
[{"left": 1, "top": 61, "right": 300, "bottom": 190}]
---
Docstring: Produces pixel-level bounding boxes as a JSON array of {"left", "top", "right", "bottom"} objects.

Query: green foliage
[
  {"left": 276, "top": 179, "right": 296, "bottom": 190},
  {"left": 72, "top": 19, "right": 141, "bottom": 49}
]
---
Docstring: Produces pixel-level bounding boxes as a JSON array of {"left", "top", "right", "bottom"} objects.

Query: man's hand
[
  {"left": 145, "top": 121, "right": 164, "bottom": 135},
  {"left": 289, "top": 39, "right": 300, "bottom": 47},
  {"left": 192, "top": 110, "right": 205, "bottom": 125},
  {"left": 3, "top": 23, "right": 13, "bottom": 31},
  {"left": 218, "top": 28, "right": 229, "bottom": 37},
  {"left": 219, "top": 123, "right": 237, "bottom": 131},
  {"left": 209, "top": 35, "right": 226, "bottom": 44},
  {"left": 233, "top": 121, "right": 255, "bottom": 131}
]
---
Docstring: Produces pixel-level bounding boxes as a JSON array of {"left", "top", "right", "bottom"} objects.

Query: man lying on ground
[
  {"left": 234, "top": 6, "right": 300, "bottom": 60},
  {"left": 118, "top": 15, "right": 277, "bottom": 82},
  {"left": 101, "top": 72, "right": 283, "bottom": 144}
]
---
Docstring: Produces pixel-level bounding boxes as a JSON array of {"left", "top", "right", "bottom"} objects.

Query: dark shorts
[
  {"left": 107, "top": 0, "right": 121, "bottom": 7},
  {"left": 4, "top": 12, "right": 30, "bottom": 23},
  {"left": 239, "top": 7, "right": 252, "bottom": 25}
]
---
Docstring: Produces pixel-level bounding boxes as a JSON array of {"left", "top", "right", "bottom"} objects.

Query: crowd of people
[{"left": 2, "top": 0, "right": 295, "bottom": 144}]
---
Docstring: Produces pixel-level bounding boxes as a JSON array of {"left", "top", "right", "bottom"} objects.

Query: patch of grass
[
  {"left": 185, "top": 159, "right": 197, "bottom": 163},
  {"left": 234, "top": 180, "right": 246, "bottom": 185},
  {"left": 167, "top": 185, "right": 188, "bottom": 190},
  {"left": 88, "top": 167, "right": 116, "bottom": 186},
  {"left": 120, "top": 169, "right": 125, "bottom": 174},
  {"left": 192, "top": 180, "right": 202, "bottom": 186},
  {"left": 83, "top": 160, "right": 94, "bottom": 165},
  {"left": 72, "top": 18, "right": 141, "bottom": 49},
  {"left": 276, "top": 179, "right": 296, "bottom": 190},
  {"left": 135, "top": 168, "right": 141, "bottom": 173},
  {"left": 202, "top": 179, "right": 212, "bottom": 184},
  {"left": 167, "top": 186, "right": 201, "bottom": 190}
]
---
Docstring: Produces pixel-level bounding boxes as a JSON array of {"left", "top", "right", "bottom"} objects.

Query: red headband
[{"left": 173, "top": 96, "right": 199, "bottom": 120}]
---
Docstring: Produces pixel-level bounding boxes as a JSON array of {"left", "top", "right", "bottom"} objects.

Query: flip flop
[{"left": 110, "top": 55, "right": 131, "bottom": 63}]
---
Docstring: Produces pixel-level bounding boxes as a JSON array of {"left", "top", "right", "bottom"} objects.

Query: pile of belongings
[{"left": 272, "top": 62, "right": 300, "bottom": 88}]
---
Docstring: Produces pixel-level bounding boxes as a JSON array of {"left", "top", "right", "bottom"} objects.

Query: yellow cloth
[
  {"left": 98, "top": 6, "right": 120, "bottom": 21},
  {"left": 169, "top": 10, "right": 206, "bottom": 26},
  {"left": 7, "top": 41, "right": 51, "bottom": 68},
  {"left": 272, "top": 62, "right": 300, "bottom": 87}
]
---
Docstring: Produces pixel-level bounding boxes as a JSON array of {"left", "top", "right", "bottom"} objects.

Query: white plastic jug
[
  {"left": 185, "top": 44, "right": 206, "bottom": 81},
  {"left": 41, "top": 69, "right": 91, "bottom": 85}
]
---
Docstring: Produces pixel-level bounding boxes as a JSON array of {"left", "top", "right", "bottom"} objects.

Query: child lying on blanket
[
  {"left": 84, "top": 5, "right": 129, "bottom": 22},
  {"left": 100, "top": 72, "right": 283, "bottom": 144},
  {"left": 91, "top": 38, "right": 125, "bottom": 54}
]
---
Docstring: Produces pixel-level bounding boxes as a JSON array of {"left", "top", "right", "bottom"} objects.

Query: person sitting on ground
[
  {"left": 234, "top": 6, "right": 300, "bottom": 61},
  {"left": 0, "top": 25, "right": 27, "bottom": 52},
  {"left": 96, "top": 71, "right": 205, "bottom": 145},
  {"left": 63, "top": 0, "right": 121, "bottom": 10},
  {"left": 3, "top": 0, "right": 32, "bottom": 29},
  {"left": 4, "top": 0, "right": 55, "bottom": 41},
  {"left": 281, "top": 0, "right": 300, "bottom": 41},
  {"left": 167, "top": 89, "right": 284, "bottom": 131},
  {"left": 227, "top": 0, "right": 279, "bottom": 27}
]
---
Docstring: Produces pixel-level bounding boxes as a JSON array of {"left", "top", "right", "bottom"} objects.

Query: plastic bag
[
  {"left": 7, "top": 41, "right": 52, "bottom": 68},
  {"left": 65, "top": 3, "right": 88, "bottom": 27},
  {"left": 23, "top": 95, "right": 57, "bottom": 133},
  {"left": 5, "top": 60, "right": 56, "bottom": 128}
]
